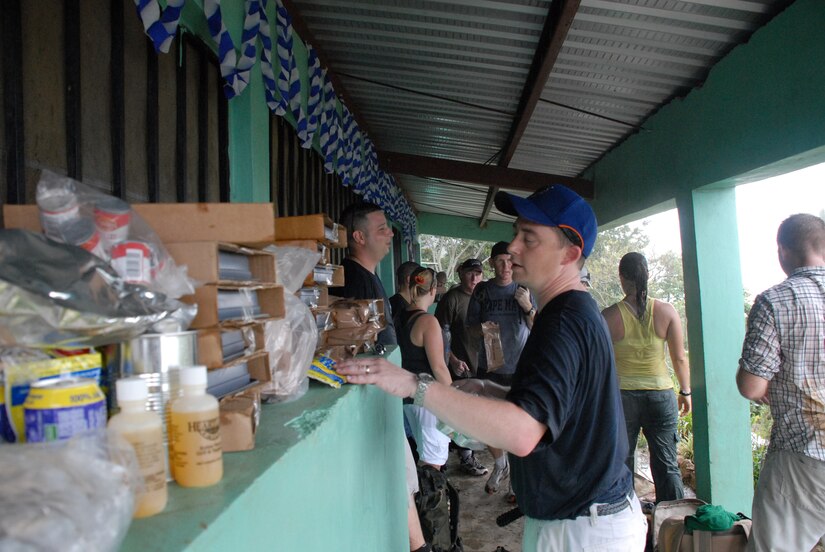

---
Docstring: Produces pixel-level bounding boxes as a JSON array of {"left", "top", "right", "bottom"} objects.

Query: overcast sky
[{"left": 628, "top": 162, "right": 825, "bottom": 298}]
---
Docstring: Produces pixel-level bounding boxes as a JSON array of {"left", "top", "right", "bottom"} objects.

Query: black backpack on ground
[{"left": 415, "top": 465, "right": 463, "bottom": 552}]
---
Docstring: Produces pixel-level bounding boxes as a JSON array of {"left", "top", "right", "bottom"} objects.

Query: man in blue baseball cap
[{"left": 336, "top": 185, "right": 646, "bottom": 551}]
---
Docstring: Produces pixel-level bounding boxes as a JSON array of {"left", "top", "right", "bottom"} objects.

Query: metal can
[
  {"left": 37, "top": 191, "right": 80, "bottom": 240},
  {"left": 62, "top": 218, "right": 106, "bottom": 259},
  {"left": 24, "top": 377, "right": 107, "bottom": 442},
  {"left": 111, "top": 240, "right": 154, "bottom": 285},
  {"left": 94, "top": 197, "right": 131, "bottom": 250}
]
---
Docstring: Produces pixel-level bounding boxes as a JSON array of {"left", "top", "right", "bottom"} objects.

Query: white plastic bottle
[
  {"left": 108, "top": 377, "right": 168, "bottom": 518},
  {"left": 168, "top": 366, "right": 223, "bottom": 487}
]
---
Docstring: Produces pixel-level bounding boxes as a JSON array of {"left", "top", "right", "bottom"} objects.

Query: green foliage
[
  {"left": 586, "top": 224, "right": 649, "bottom": 309},
  {"left": 750, "top": 402, "right": 772, "bottom": 485},
  {"left": 418, "top": 235, "right": 493, "bottom": 286}
]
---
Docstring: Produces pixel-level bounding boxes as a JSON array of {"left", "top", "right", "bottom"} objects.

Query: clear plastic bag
[
  {"left": 257, "top": 246, "right": 321, "bottom": 403},
  {"left": 263, "top": 245, "right": 322, "bottom": 294},
  {"left": 259, "top": 293, "right": 317, "bottom": 403},
  {"left": 0, "top": 432, "right": 140, "bottom": 552},
  {"left": 0, "top": 229, "right": 196, "bottom": 349},
  {"left": 35, "top": 170, "right": 195, "bottom": 299}
]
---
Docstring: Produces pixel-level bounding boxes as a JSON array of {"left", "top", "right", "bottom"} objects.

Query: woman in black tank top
[
  {"left": 398, "top": 267, "right": 453, "bottom": 385},
  {"left": 399, "top": 267, "right": 454, "bottom": 470}
]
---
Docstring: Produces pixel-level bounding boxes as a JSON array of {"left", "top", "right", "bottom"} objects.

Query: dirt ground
[
  {"left": 444, "top": 449, "right": 523, "bottom": 552},
  {"left": 443, "top": 448, "right": 825, "bottom": 552}
]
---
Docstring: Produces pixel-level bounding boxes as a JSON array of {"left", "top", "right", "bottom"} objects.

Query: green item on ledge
[{"left": 684, "top": 504, "right": 740, "bottom": 532}]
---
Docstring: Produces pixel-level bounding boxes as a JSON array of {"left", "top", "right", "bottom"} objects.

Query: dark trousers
[{"left": 620, "top": 389, "right": 684, "bottom": 503}]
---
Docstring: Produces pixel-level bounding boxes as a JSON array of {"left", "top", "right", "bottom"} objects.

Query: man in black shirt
[
  {"left": 338, "top": 186, "right": 647, "bottom": 551},
  {"left": 338, "top": 202, "right": 398, "bottom": 346},
  {"left": 338, "top": 202, "right": 430, "bottom": 552}
]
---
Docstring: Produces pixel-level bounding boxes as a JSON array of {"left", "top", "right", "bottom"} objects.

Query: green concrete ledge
[{"left": 121, "top": 379, "right": 407, "bottom": 551}]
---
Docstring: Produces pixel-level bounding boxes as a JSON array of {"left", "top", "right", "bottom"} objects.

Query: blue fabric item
[
  {"left": 494, "top": 185, "right": 598, "bottom": 258},
  {"left": 506, "top": 290, "right": 633, "bottom": 520},
  {"left": 621, "top": 389, "right": 684, "bottom": 502}
]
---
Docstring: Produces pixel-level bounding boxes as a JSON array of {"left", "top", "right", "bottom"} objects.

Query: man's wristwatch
[
  {"left": 413, "top": 373, "right": 436, "bottom": 406},
  {"left": 525, "top": 307, "right": 536, "bottom": 316},
  {"left": 679, "top": 389, "right": 692, "bottom": 397}
]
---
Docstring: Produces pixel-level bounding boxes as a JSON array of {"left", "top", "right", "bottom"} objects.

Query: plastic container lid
[
  {"left": 179, "top": 365, "right": 208, "bottom": 386},
  {"left": 116, "top": 377, "right": 148, "bottom": 402}
]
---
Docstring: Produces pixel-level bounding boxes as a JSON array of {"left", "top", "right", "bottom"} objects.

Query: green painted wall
[
  {"left": 583, "top": 0, "right": 825, "bottom": 512},
  {"left": 417, "top": 212, "right": 514, "bottom": 242},
  {"left": 122, "top": 384, "right": 408, "bottom": 551}
]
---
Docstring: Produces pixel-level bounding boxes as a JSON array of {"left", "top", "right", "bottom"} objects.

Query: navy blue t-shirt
[
  {"left": 338, "top": 257, "right": 397, "bottom": 346},
  {"left": 506, "top": 290, "right": 632, "bottom": 520}
]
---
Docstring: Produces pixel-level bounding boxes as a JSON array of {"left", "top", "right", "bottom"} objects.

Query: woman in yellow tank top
[{"left": 601, "top": 252, "right": 692, "bottom": 504}]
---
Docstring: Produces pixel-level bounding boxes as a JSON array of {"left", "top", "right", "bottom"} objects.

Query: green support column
[
  {"left": 227, "top": 68, "right": 270, "bottom": 203},
  {"left": 677, "top": 186, "right": 753, "bottom": 513}
]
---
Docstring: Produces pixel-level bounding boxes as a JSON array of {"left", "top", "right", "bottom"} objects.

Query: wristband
[{"left": 679, "top": 389, "right": 692, "bottom": 397}]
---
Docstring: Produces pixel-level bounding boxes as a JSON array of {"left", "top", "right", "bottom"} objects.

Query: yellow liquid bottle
[
  {"left": 168, "top": 366, "right": 223, "bottom": 488},
  {"left": 108, "top": 377, "right": 168, "bottom": 518}
]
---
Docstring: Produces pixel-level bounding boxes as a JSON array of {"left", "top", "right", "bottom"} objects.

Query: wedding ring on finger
[{"left": 365, "top": 365, "right": 371, "bottom": 374}]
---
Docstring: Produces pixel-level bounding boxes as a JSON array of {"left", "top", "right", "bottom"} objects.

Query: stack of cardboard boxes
[
  {"left": 273, "top": 213, "right": 347, "bottom": 336},
  {"left": 2, "top": 202, "right": 285, "bottom": 451}
]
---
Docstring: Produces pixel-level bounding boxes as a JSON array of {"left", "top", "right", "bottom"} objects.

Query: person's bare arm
[
  {"left": 337, "top": 357, "right": 547, "bottom": 457},
  {"left": 419, "top": 316, "right": 453, "bottom": 385},
  {"left": 737, "top": 368, "right": 770, "bottom": 403},
  {"left": 600, "top": 304, "right": 623, "bottom": 342},
  {"left": 661, "top": 301, "right": 692, "bottom": 415}
]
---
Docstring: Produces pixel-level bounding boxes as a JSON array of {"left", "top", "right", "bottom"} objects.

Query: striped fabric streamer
[
  {"left": 204, "top": 0, "right": 261, "bottom": 99},
  {"left": 351, "top": 129, "right": 364, "bottom": 192},
  {"left": 301, "top": 45, "right": 323, "bottom": 148},
  {"left": 133, "top": 0, "right": 185, "bottom": 54},
  {"left": 275, "top": 0, "right": 294, "bottom": 117},
  {"left": 257, "top": 0, "right": 279, "bottom": 111},
  {"left": 288, "top": 50, "right": 306, "bottom": 141},
  {"left": 337, "top": 106, "right": 355, "bottom": 186},
  {"left": 319, "top": 73, "right": 339, "bottom": 173}
]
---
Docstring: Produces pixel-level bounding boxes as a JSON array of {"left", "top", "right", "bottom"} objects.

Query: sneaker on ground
[
  {"left": 485, "top": 461, "right": 510, "bottom": 494},
  {"left": 459, "top": 454, "right": 489, "bottom": 476}
]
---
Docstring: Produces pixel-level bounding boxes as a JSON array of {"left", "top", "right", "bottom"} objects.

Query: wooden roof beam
[
  {"left": 380, "top": 152, "right": 593, "bottom": 197},
  {"left": 479, "top": 0, "right": 582, "bottom": 226}
]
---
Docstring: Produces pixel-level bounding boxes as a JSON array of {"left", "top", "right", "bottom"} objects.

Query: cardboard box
[
  {"left": 3, "top": 203, "right": 276, "bottom": 246},
  {"left": 219, "top": 385, "right": 262, "bottom": 452},
  {"left": 198, "top": 325, "right": 267, "bottom": 369},
  {"left": 303, "top": 264, "right": 344, "bottom": 287},
  {"left": 183, "top": 284, "right": 285, "bottom": 329},
  {"left": 166, "top": 242, "right": 277, "bottom": 285},
  {"left": 274, "top": 214, "right": 344, "bottom": 246},
  {"left": 274, "top": 239, "right": 331, "bottom": 264}
]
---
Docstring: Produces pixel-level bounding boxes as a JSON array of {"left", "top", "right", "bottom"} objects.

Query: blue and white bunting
[
  {"left": 275, "top": 0, "right": 294, "bottom": 117},
  {"left": 319, "top": 73, "right": 338, "bottom": 173},
  {"left": 258, "top": 0, "right": 279, "bottom": 111},
  {"left": 301, "top": 45, "right": 322, "bottom": 148},
  {"left": 204, "top": 0, "right": 261, "bottom": 99},
  {"left": 133, "top": 0, "right": 185, "bottom": 54}
]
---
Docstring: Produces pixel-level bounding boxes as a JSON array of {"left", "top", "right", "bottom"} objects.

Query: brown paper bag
[{"left": 482, "top": 321, "right": 505, "bottom": 372}]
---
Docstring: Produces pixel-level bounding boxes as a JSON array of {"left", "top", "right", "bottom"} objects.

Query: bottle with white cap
[
  {"left": 168, "top": 366, "right": 223, "bottom": 487},
  {"left": 108, "top": 377, "right": 168, "bottom": 518}
]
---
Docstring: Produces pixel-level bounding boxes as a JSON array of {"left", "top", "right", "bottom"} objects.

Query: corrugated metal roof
[
  {"left": 510, "top": 0, "right": 783, "bottom": 174},
  {"left": 291, "top": 0, "right": 790, "bottom": 225}
]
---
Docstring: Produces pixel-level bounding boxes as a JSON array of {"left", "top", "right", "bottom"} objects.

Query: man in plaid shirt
[{"left": 737, "top": 213, "right": 825, "bottom": 552}]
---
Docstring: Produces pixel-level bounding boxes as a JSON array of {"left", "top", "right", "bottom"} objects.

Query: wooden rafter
[
  {"left": 380, "top": 152, "right": 593, "bottom": 197},
  {"left": 479, "top": 0, "right": 582, "bottom": 227}
]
